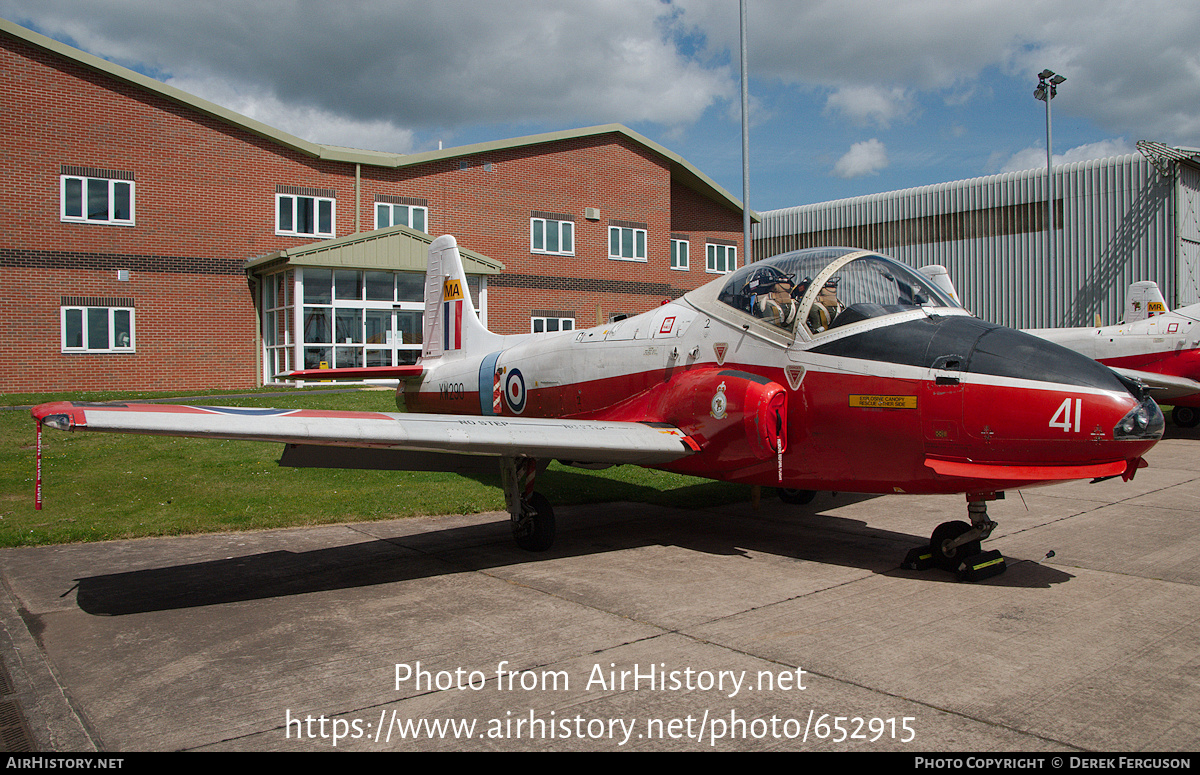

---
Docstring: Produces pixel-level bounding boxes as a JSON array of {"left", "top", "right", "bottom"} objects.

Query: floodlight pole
[
  {"left": 740, "top": 0, "right": 751, "bottom": 263},
  {"left": 1034, "top": 70, "right": 1064, "bottom": 268}
]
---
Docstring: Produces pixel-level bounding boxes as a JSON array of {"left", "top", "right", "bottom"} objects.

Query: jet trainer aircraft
[
  {"left": 1025, "top": 281, "right": 1200, "bottom": 428},
  {"left": 33, "top": 236, "right": 1165, "bottom": 577}
]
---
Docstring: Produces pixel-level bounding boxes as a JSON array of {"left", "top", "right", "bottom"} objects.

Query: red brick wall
[
  {"left": 0, "top": 29, "right": 744, "bottom": 392},
  {"left": 357, "top": 139, "right": 744, "bottom": 333}
]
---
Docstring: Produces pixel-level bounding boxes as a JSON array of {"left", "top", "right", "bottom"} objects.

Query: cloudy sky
[{"left": 5, "top": 0, "right": 1199, "bottom": 212}]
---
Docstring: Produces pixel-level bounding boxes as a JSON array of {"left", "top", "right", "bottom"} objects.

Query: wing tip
[{"left": 31, "top": 401, "right": 83, "bottom": 430}]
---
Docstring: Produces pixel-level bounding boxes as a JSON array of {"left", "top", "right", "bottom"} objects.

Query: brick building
[{"left": 0, "top": 18, "right": 751, "bottom": 392}]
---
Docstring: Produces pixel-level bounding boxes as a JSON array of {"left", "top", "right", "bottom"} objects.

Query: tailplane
[
  {"left": 1124, "top": 281, "right": 1169, "bottom": 324},
  {"left": 422, "top": 235, "right": 504, "bottom": 359}
]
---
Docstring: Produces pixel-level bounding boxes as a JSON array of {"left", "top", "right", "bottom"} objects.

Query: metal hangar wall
[{"left": 754, "top": 147, "right": 1200, "bottom": 330}]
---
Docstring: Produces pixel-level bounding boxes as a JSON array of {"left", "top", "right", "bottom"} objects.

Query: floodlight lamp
[
  {"left": 1039, "top": 69, "right": 1055, "bottom": 79},
  {"left": 1034, "top": 86, "right": 1047, "bottom": 101},
  {"left": 1050, "top": 74, "right": 1066, "bottom": 85}
]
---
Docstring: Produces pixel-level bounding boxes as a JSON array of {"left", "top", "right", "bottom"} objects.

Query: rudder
[
  {"left": 422, "top": 235, "right": 502, "bottom": 359},
  {"left": 1124, "top": 280, "right": 1169, "bottom": 324}
]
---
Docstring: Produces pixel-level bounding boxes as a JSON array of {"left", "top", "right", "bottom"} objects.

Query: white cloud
[
  {"left": 1015, "top": 10, "right": 1200, "bottom": 141},
  {"left": 1000, "top": 147, "right": 1053, "bottom": 174},
  {"left": 833, "top": 139, "right": 889, "bottom": 178},
  {"left": 167, "top": 76, "right": 416, "bottom": 154},
  {"left": 673, "top": 0, "right": 1044, "bottom": 87},
  {"left": 672, "top": 0, "right": 1200, "bottom": 146},
  {"left": 5, "top": 0, "right": 1199, "bottom": 206},
  {"left": 9, "top": 0, "right": 1200, "bottom": 149},
  {"left": 825, "top": 86, "right": 914, "bottom": 127},
  {"left": 0, "top": 0, "right": 733, "bottom": 146},
  {"left": 999, "top": 138, "right": 1136, "bottom": 173}
]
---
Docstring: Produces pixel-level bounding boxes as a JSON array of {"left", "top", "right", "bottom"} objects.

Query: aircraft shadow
[
  {"left": 1163, "top": 423, "right": 1200, "bottom": 441},
  {"left": 72, "top": 481, "right": 1070, "bottom": 616}
]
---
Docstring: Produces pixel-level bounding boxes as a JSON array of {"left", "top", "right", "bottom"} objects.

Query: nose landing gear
[{"left": 904, "top": 493, "right": 1007, "bottom": 580}]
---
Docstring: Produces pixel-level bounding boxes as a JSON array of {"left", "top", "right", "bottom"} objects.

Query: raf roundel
[{"left": 504, "top": 368, "right": 527, "bottom": 414}]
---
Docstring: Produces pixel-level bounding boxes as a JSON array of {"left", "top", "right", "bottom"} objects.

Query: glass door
[
  {"left": 364, "top": 308, "right": 423, "bottom": 367},
  {"left": 364, "top": 309, "right": 394, "bottom": 367}
]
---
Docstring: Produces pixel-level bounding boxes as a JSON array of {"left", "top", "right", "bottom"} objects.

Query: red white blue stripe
[{"left": 443, "top": 299, "right": 462, "bottom": 351}]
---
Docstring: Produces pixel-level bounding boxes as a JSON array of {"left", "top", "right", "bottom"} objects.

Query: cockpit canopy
[{"left": 714, "top": 247, "right": 960, "bottom": 337}]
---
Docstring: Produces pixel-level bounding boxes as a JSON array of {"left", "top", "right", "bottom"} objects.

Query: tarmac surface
[{"left": 2, "top": 432, "right": 1199, "bottom": 752}]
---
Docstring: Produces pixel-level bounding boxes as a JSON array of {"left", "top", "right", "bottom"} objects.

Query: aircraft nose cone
[
  {"left": 1114, "top": 395, "right": 1165, "bottom": 441},
  {"left": 966, "top": 325, "right": 1134, "bottom": 395},
  {"left": 959, "top": 326, "right": 1164, "bottom": 450}
]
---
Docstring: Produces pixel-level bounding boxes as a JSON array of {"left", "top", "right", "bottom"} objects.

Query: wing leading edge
[
  {"left": 31, "top": 402, "right": 699, "bottom": 466},
  {"left": 1110, "top": 367, "right": 1200, "bottom": 404}
]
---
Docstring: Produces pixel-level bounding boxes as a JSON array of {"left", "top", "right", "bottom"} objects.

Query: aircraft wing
[
  {"left": 1110, "top": 368, "right": 1200, "bottom": 404},
  {"left": 30, "top": 402, "right": 699, "bottom": 466}
]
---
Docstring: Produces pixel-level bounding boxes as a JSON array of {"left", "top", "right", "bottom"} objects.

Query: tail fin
[
  {"left": 1123, "top": 281, "right": 1169, "bottom": 324},
  {"left": 422, "top": 235, "right": 503, "bottom": 359}
]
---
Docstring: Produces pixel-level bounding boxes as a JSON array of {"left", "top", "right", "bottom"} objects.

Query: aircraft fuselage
[{"left": 407, "top": 248, "right": 1161, "bottom": 497}]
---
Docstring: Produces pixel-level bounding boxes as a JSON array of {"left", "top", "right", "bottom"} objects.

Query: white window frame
[
  {"left": 608, "top": 226, "right": 647, "bottom": 262},
  {"left": 671, "top": 238, "right": 690, "bottom": 270},
  {"left": 706, "top": 243, "right": 738, "bottom": 274},
  {"left": 375, "top": 202, "right": 428, "bottom": 232},
  {"left": 60, "top": 175, "right": 135, "bottom": 226},
  {"left": 530, "top": 218, "right": 575, "bottom": 256},
  {"left": 285, "top": 267, "right": 464, "bottom": 379},
  {"left": 61, "top": 306, "right": 135, "bottom": 353},
  {"left": 276, "top": 193, "right": 336, "bottom": 238},
  {"left": 531, "top": 316, "right": 575, "bottom": 333}
]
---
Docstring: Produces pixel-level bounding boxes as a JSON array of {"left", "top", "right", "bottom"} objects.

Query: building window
[
  {"left": 276, "top": 189, "right": 335, "bottom": 237},
  {"left": 671, "top": 238, "right": 690, "bottom": 270},
  {"left": 530, "top": 215, "right": 575, "bottom": 256},
  {"left": 531, "top": 316, "right": 574, "bottom": 333},
  {"left": 299, "top": 268, "right": 424, "bottom": 371},
  {"left": 262, "top": 270, "right": 295, "bottom": 379},
  {"left": 61, "top": 305, "right": 134, "bottom": 352},
  {"left": 269, "top": 267, "right": 479, "bottom": 381},
  {"left": 706, "top": 243, "right": 737, "bottom": 274},
  {"left": 60, "top": 172, "right": 134, "bottom": 226},
  {"left": 375, "top": 200, "right": 428, "bottom": 232},
  {"left": 608, "top": 225, "right": 647, "bottom": 262}
]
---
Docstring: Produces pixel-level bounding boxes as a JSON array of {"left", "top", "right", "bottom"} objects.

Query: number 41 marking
[{"left": 1050, "top": 398, "right": 1082, "bottom": 432}]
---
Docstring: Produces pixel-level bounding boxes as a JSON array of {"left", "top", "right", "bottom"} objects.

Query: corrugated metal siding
[
  {"left": 1178, "top": 165, "right": 1200, "bottom": 307},
  {"left": 755, "top": 154, "right": 1191, "bottom": 328}
]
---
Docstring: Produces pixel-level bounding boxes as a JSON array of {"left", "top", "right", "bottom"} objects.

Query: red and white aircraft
[
  {"left": 33, "top": 236, "right": 1165, "bottom": 576},
  {"left": 1025, "top": 281, "right": 1200, "bottom": 428}
]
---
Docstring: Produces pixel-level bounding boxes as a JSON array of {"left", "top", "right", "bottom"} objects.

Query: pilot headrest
[{"left": 744, "top": 266, "right": 794, "bottom": 295}]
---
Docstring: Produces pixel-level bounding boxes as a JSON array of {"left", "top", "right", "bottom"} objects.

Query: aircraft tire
[
  {"left": 777, "top": 488, "right": 817, "bottom": 505},
  {"left": 1172, "top": 406, "right": 1200, "bottom": 428},
  {"left": 513, "top": 492, "right": 556, "bottom": 552},
  {"left": 929, "top": 520, "right": 980, "bottom": 572}
]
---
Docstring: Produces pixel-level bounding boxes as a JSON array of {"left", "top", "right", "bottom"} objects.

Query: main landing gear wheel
[
  {"left": 1173, "top": 406, "right": 1200, "bottom": 428},
  {"left": 929, "top": 520, "right": 981, "bottom": 572},
  {"left": 501, "top": 457, "right": 556, "bottom": 552},
  {"left": 777, "top": 488, "right": 816, "bottom": 505},
  {"left": 512, "top": 491, "right": 556, "bottom": 552}
]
